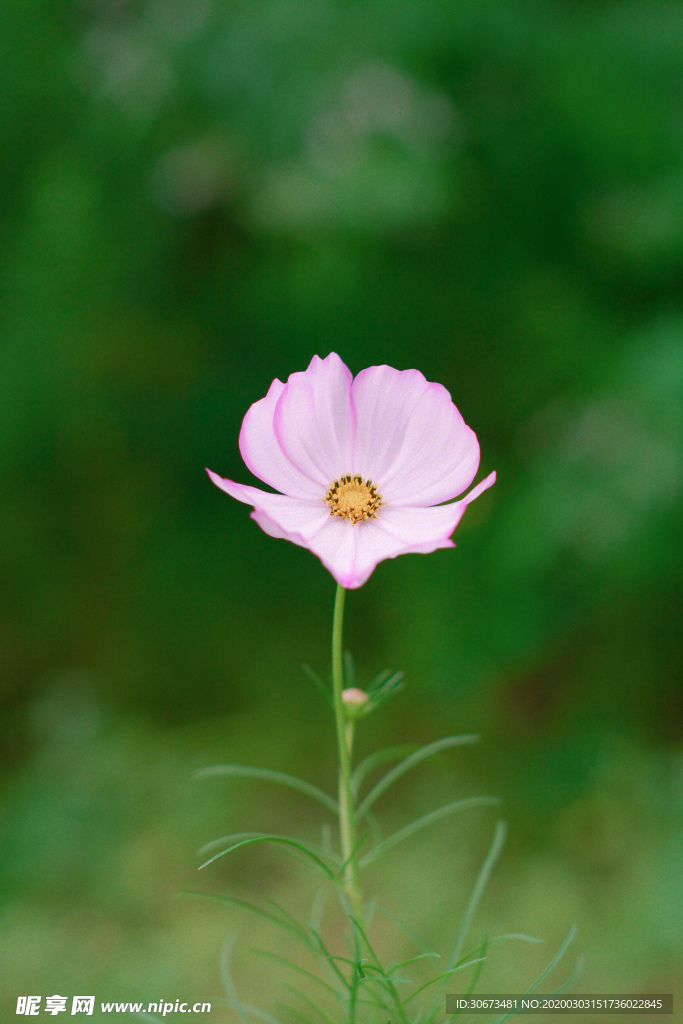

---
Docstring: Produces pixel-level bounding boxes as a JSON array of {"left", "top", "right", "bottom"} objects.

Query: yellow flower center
[{"left": 325, "top": 474, "right": 383, "bottom": 525}]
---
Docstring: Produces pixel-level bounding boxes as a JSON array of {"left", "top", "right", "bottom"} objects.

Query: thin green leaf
[
  {"left": 450, "top": 820, "right": 508, "bottom": 967},
  {"left": 308, "top": 930, "right": 353, "bottom": 993},
  {"left": 404, "top": 959, "right": 486, "bottom": 1004},
  {"left": 176, "top": 891, "right": 314, "bottom": 949},
  {"left": 368, "top": 667, "right": 393, "bottom": 689},
  {"left": 357, "top": 736, "right": 479, "bottom": 820},
  {"left": 438, "top": 928, "right": 543, "bottom": 1015},
  {"left": 527, "top": 925, "right": 578, "bottom": 994},
  {"left": 220, "top": 935, "right": 250, "bottom": 1024},
  {"left": 336, "top": 831, "right": 369, "bottom": 886},
  {"left": 347, "top": 959, "right": 359, "bottom": 1024},
  {"left": 195, "top": 764, "right": 337, "bottom": 815},
  {"left": 360, "top": 964, "right": 411, "bottom": 1002},
  {"left": 528, "top": 925, "right": 577, "bottom": 995},
  {"left": 373, "top": 668, "right": 404, "bottom": 693},
  {"left": 319, "top": 821, "right": 334, "bottom": 856},
  {"left": 198, "top": 831, "right": 263, "bottom": 857},
  {"left": 363, "top": 899, "right": 378, "bottom": 934},
  {"left": 463, "top": 938, "right": 488, "bottom": 999},
  {"left": 388, "top": 952, "right": 441, "bottom": 975},
  {"left": 302, "top": 663, "right": 332, "bottom": 706},
  {"left": 355, "top": 975, "right": 405, "bottom": 1020},
  {"left": 326, "top": 953, "right": 374, "bottom": 973},
  {"left": 326, "top": 955, "right": 363, "bottom": 973},
  {"left": 232, "top": 898, "right": 364, "bottom": 1008},
  {"left": 276, "top": 990, "right": 320, "bottom": 1024},
  {"left": 430, "top": 934, "right": 491, "bottom": 1015},
  {"left": 280, "top": 980, "right": 336, "bottom": 1024},
  {"left": 199, "top": 832, "right": 338, "bottom": 867},
  {"left": 263, "top": 897, "right": 315, "bottom": 939},
  {"left": 367, "top": 670, "right": 405, "bottom": 712},
  {"left": 360, "top": 796, "right": 499, "bottom": 866},
  {"left": 251, "top": 948, "right": 344, "bottom": 1003},
  {"left": 491, "top": 927, "right": 578, "bottom": 1024},
  {"left": 552, "top": 954, "right": 584, "bottom": 994},
  {"left": 198, "top": 834, "right": 336, "bottom": 880},
  {"left": 435, "top": 926, "right": 541, "bottom": 1012},
  {"left": 491, "top": 933, "right": 543, "bottom": 945},
  {"left": 348, "top": 917, "right": 410, "bottom": 1024},
  {"left": 308, "top": 885, "right": 330, "bottom": 935},
  {"left": 351, "top": 745, "right": 417, "bottom": 800},
  {"left": 370, "top": 902, "right": 433, "bottom": 955},
  {"left": 355, "top": 958, "right": 369, "bottom": 981},
  {"left": 369, "top": 670, "right": 404, "bottom": 702}
]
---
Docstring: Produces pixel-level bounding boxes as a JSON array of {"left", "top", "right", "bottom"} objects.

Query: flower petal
[
  {"left": 350, "top": 366, "right": 431, "bottom": 479},
  {"left": 339, "top": 470, "right": 498, "bottom": 587},
  {"left": 239, "top": 378, "right": 323, "bottom": 499},
  {"left": 457, "top": 469, "right": 497, "bottom": 505},
  {"left": 339, "top": 474, "right": 496, "bottom": 586},
  {"left": 373, "top": 474, "right": 495, "bottom": 550},
  {"left": 208, "top": 468, "right": 496, "bottom": 589},
  {"left": 351, "top": 365, "right": 480, "bottom": 506},
  {"left": 206, "top": 469, "right": 330, "bottom": 539},
  {"left": 274, "top": 353, "right": 355, "bottom": 486},
  {"left": 279, "top": 515, "right": 359, "bottom": 584},
  {"left": 307, "top": 499, "right": 465, "bottom": 589},
  {"left": 344, "top": 504, "right": 462, "bottom": 588},
  {"left": 208, "top": 468, "right": 359, "bottom": 583}
]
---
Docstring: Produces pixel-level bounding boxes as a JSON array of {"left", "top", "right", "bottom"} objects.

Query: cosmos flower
[{"left": 207, "top": 353, "right": 495, "bottom": 589}]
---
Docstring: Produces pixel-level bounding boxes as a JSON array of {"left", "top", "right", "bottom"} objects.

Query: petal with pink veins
[
  {"left": 240, "top": 471, "right": 496, "bottom": 589},
  {"left": 312, "top": 470, "right": 496, "bottom": 587},
  {"left": 339, "top": 502, "right": 465, "bottom": 589},
  {"left": 274, "top": 353, "right": 355, "bottom": 487},
  {"left": 206, "top": 470, "right": 330, "bottom": 541},
  {"left": 351, "top": 366, "right": 433, "bottom": 482},
  {"left": 239, "top": 378, "right": 322, "bottom": 499},
  {"left": 250, "top": 511, "right": 359, "bottom": 586},
  {"left": 351, "top": 365, "right": 480, "bottom": 506}
]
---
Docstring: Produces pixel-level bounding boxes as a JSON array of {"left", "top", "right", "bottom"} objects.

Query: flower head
[{"left": 207, "top": 353, "right": 495, "bottom": 588}]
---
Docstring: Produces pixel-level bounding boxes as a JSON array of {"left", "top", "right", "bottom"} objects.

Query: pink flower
[{"left": 207, "top": 354, "right": 495, "bottom": 589}]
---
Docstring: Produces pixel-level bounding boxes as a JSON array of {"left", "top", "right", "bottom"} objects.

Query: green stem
[{"left": 331, "top": 583, "right": 364, "bottom": 924}]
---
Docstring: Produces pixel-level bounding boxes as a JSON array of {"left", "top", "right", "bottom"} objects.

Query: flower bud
[{"left": 342, "top": 687, "right": 369, "bottom": 710}]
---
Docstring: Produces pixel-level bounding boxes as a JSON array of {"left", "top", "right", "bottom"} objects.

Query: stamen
[{"left": 325, "top": 474, "right": 383, "bottom": 525}]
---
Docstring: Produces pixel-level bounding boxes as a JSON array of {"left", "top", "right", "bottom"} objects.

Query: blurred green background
[{"left": 1, "top": 0, "right": 682, "bottom": 1020}]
